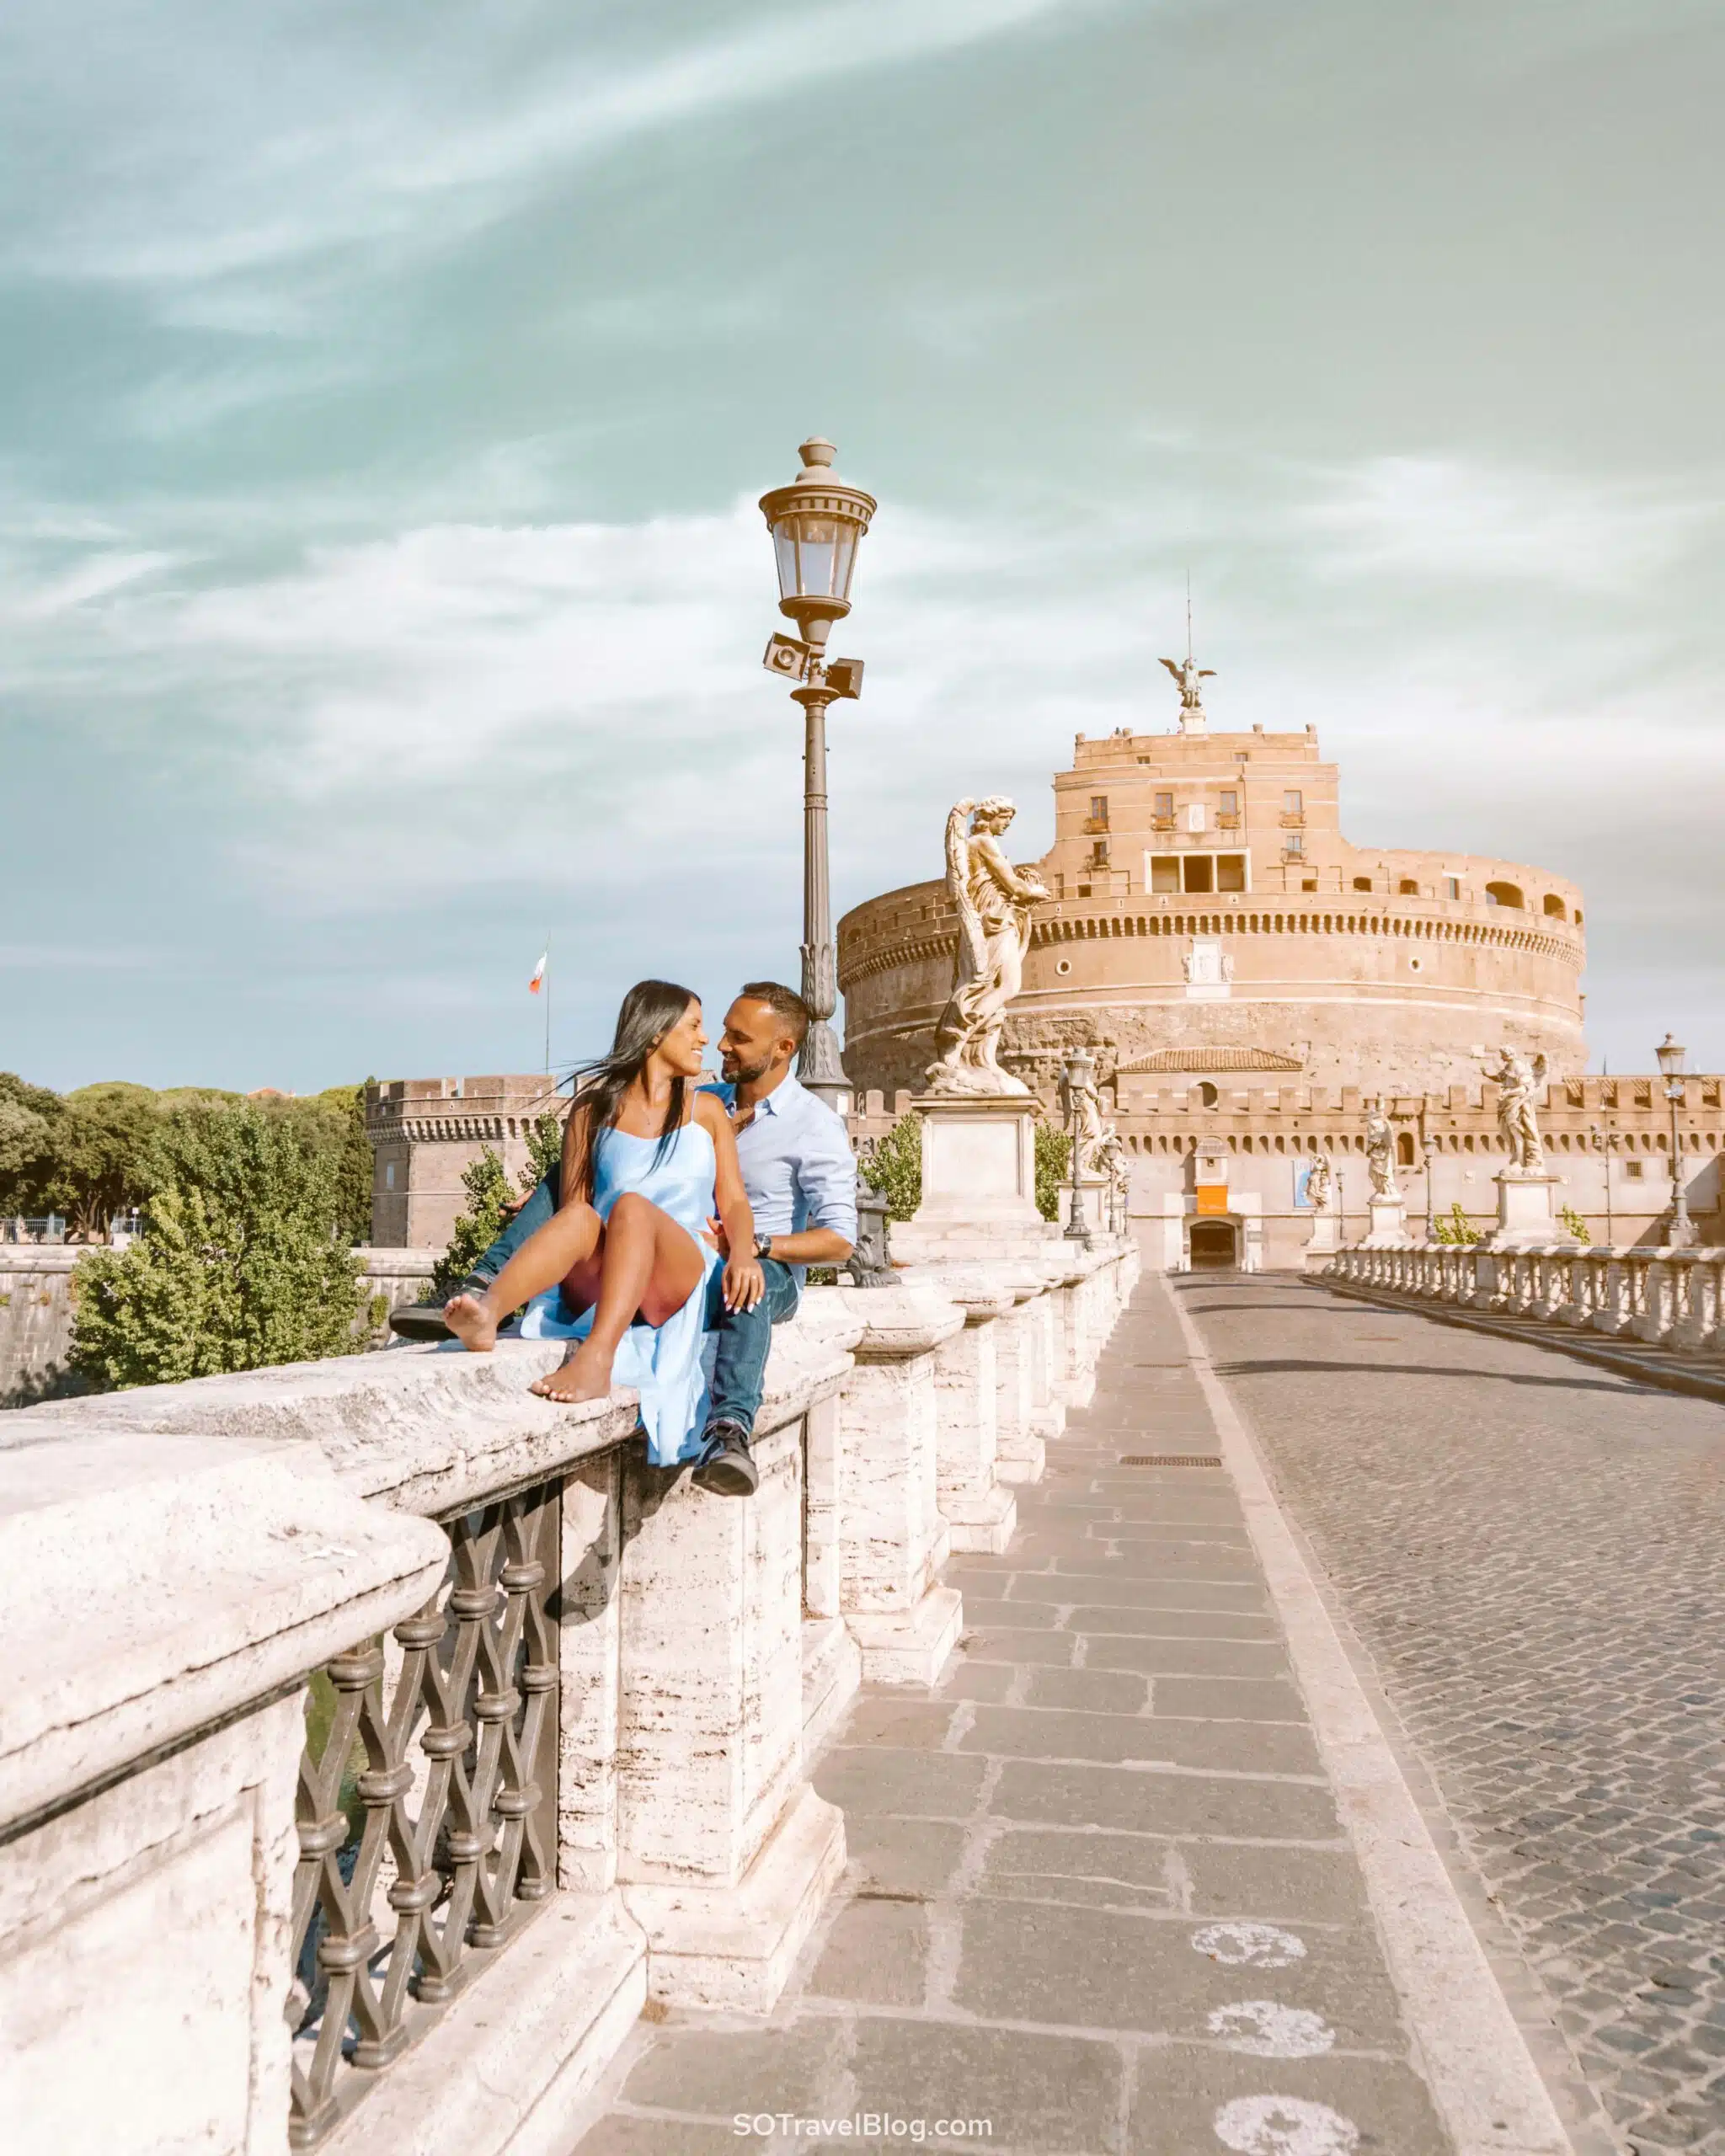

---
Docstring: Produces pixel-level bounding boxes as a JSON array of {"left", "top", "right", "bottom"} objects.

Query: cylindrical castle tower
[{"left": 839, "top": 719, "right": 1585, "bottom": 1103}]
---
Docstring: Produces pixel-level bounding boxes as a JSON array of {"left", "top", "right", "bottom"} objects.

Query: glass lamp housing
[
  {"left": 760, "top": 439, "right": 877, "bottom": 644},
  {"left": 1656, "top": 1033, "right": 1687, "bottom": 1081}
]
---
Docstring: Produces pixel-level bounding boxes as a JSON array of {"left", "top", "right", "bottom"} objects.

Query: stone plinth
[
  {"left": 1361, "top": 1195, "right": 1414, "bottom": 1249},
  {"left": 890, "top": 1092, "right": 1056, "bottom": 1264},
  {"left": 1305, "top": 1211, "right": 1341, "bottom": 1257},
  {"left": 1480, "top": 1171, "right": 1581, "bottom": 1254}
]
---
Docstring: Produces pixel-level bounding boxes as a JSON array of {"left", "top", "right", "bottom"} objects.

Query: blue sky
[{"left": 3, "top": 0, "right": 1721, "bottom": 1090}]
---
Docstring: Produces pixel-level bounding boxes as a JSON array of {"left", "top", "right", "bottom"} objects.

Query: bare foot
[
  {"left": 443, "top": 1292, "right": 499, "bottom": 1353},
  {"left": 529, "top": 1338, "right": 616, "bottom": 1403}
]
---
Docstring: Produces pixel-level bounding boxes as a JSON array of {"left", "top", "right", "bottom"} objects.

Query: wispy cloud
[{"left": 2, "top": 0, "right": 1109, "bottom": 293}]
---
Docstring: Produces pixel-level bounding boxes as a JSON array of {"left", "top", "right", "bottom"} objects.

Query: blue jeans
[{"left": 472, "top": 1177, "right": 799, "bottom": 1441}]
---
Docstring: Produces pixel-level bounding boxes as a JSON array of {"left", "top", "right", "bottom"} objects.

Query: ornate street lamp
[
  {"left": 1421, "top": 1128, "right": 1436, "bottom": 1242},
  {"left": 759, "top": 438, "right": 877, "bottom": 1113},
  {"left": 1061, "top": 1049, "right": 1096, "bottom": 1246},
  {"left": 1655, "top": 1033, "right": 1696, "bottom": 1246}
]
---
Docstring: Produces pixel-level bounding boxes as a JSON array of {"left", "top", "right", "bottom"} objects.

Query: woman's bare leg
[
  {"left": 445, "top": 1202, "right": 602, "bottom": 1352},
  {"left": 530, "top": 1193, "right": 704, "bottom": 1403}
]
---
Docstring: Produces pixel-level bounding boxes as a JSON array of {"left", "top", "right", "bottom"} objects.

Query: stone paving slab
[
  {"left": 1184, "top": 1270, "right": 1725, "bottom": 2156},
  {"left": 567, "top": 1273, "right": 1475, "bottom": 2156}
]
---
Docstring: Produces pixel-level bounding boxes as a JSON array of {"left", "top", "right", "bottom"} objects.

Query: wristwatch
[{"left": 754, "top": 1231, "right": 775, "bottom": 1262}]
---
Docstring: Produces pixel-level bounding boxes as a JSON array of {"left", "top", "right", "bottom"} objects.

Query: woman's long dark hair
[{"left": 564, "top": 979, "right": 699, "bottom": 1202}]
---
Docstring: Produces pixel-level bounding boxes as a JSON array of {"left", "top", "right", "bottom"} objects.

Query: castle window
[
  {"left": 1397, "top": 1132, "right": 1416, "bottom": 1166},
  {"left": 1625, "top": 1159, "right": 1644, "bottom": 1180},
  {"left": 1197, "top": 1082, "right": 1220, "bottom": 1107},
  {"left": 1485, "top": 880, "right": 1524, "bottom": 909},
  {"left": 1445, "top": 877, "right": 1461, "bottom": 899},
  {"left": 1284, "top": 832, "right": 1304, "bottom": 856},
  {"left": 1399, "top": 879, "right": 1419, "bottom": 895},
  {"left": 1150, "top": 855, "right": 1180, "bottom": 893},
  {"left": 1542, "top": 894, "right": 1567, "bottom": 919},
  {"left": 1183, "top": 855, "right": 1214, "bottom": 893},
  {"left": 1353, "top": 876, "right": 1372, "bottom": 892},
  {"left": 384, "top": 1162, "right": 396, "bottom": 1190},
  {"left": 1154, "top": 791, "right": 1173, "bottom": 817},
  {"left": 1283, "top": 789, "right": 1303, "bottom": 814},
  {"left": 1220, "top": 789, "right": 1238, "bottom": 818},
  {"left": 1091, "top": 795, "right": 1108, "bottom": 822},
  {"left": 1302, "top": 878, "right": 1317, "bottom": 892},
  {"left": 1090, "top": 837, "right": 1110, "bottom": 866},
  {"left": 1217, "top": 853, "right": 1247, "bottom": 892}
]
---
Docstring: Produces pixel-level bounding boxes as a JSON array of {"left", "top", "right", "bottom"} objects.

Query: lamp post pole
[
  {"left": 1062, "top": 1050, "right": 1095, "bottom": 1246},
  {"left": 759, "top": 438, "right": 876, "bottom": 1118},
  {"left": 1656, "top": 1033, "right": 1696, "bottom": 1247},
  {"left": 1421, "top": 1130, "right": 1436, "bottom": 1242},
  {"left": 1589, "top": 1122, "right": 1614, "bottom": 1247}
]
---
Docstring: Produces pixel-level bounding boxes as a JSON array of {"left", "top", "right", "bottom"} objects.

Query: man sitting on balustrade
[{"left": 464, "top": 980, "right": 856, "bottom": 1498}]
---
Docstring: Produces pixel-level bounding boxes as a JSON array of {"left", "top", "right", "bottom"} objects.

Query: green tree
[
  {"left": 42, "top": 1083, "right": 167, "bottom": 1241},
  {"left": 430, "top": 1149, "right": 518, "bottom": 1299},
  {"left": 524, "top": 1112, "right": 563, "bottom": 1189},
  {"left": 70, "top": 1102, "right": 361, "bottom": 1390},
  {"left": 860, "top": 1114, "right": 922, "bottom": 1222},
  {"left": 0, "top": 1072, "right": 62, "bottom": 1210},
  {"left": 1034, "top": 1123, "right": 1071, "bottom": 1222},
  {"left": 1558, "top": 1203, "right": 1591, "bottom": 1244},
  {"left": 1433, "top": 1201, "right": 1481, "bottom": 1247}
]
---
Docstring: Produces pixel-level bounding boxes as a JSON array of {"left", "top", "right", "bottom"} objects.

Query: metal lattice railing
[{"left": 288, "top": 1480, "right": 560, "bottom": 2147}]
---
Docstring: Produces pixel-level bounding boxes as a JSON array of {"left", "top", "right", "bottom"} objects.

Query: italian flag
[{"left": 529, "top": 950, "right": 547, "bottom": 995}]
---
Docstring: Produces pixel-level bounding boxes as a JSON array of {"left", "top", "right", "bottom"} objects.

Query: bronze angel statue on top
[
  {"left": 1159, "top": 653, "right": 1215, "bottom": 713},
  {"left": 927, "top": 797, "right": 1050, "bottom": 1095}
]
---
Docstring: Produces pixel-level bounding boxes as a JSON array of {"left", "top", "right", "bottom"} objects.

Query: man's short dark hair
[{"left": 740, "top": 980, "right": 810, "bottom": 1049}]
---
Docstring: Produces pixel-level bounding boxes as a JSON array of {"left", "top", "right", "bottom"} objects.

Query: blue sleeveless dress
[{"left": 517, "top": 1118, "right": 723, "bottom": 1468}]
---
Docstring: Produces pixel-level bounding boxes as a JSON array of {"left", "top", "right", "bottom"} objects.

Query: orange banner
[{"left": 1196, "top": 1183, "right": 1230, "bottom": 1216}]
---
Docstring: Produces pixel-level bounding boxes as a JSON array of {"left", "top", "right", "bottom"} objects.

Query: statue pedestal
[
  {"left": 1479, "top": 1172, "right": 1580, "bottom": 1252},
  {"left": 1360, "top": 1196, "right": 1413, "bottom": 1249},
  {"left": 1305, "top": 1211, "right": 1341, "bottom": 1257},
  {"left": 891, "top": 1093, "right": 1057, "bottom": 1265},
  {"left": 1062, "top": 1176, "right": 1111, "bottom": 1239}
]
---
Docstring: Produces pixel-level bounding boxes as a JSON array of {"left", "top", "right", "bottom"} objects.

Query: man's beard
[{"left": 723, "top": 1051, "right": 774, "bottom": 1086}]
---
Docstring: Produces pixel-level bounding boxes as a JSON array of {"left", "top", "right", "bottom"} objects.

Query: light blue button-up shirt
[{"left": 702, "top": 1073, "right": 858, "bottom": 1283}]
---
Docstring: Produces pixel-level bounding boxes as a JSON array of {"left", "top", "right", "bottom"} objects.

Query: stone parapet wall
[
  {"left": 0, "top": 1236, "right": 1135, "bottom": 2156},
  {"left": 1327, "top": 1240, "right": 1725, "bottom": 1361},
  {"left": 0, "top": 1246, "right": 441, "bottom": 1408}
]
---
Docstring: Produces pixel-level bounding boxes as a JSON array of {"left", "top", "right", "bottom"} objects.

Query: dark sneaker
[{"left": 692, "top": 1421, "right": 758, "bottom": 1497}]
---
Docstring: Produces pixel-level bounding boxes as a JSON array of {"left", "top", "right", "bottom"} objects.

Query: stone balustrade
[
  {"left": 0, "top": 1235, "right": 1135, "bottom": 2156},
  {"left": 1326, "top": 1240, "right": 1725, "bottom": 1358}
]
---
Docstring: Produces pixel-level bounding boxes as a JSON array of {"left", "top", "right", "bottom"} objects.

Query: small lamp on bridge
[{"left": 1654, "top": 1033, "right": 1696, "bottom": 1246}]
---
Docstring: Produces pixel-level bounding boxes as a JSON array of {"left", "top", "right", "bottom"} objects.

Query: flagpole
[{"left": 543, "top": 932, "right": 551, "bottom": 1075}]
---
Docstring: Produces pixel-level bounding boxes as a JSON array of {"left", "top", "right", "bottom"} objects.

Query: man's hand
[
  {"left": 703, "top": 1214, "right": 731, "bottom": 1258},
  {"left": 722, "top": 1254, "right": 766, "bottom": 1313}
]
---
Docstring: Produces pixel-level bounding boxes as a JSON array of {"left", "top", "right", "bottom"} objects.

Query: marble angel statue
[{"left": 927, "top": 797, "right": 1049, "bottom": 1094}]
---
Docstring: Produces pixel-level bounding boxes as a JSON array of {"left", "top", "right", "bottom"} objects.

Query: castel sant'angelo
[
  {"left": 836, "top": 657, "right": 1718, "bottom": 1270},
  {"left": 838, "top": 675, "right": 1585, "bottom": 1103}
]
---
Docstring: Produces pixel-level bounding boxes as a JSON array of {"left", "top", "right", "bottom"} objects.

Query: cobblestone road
[{"left": 1186, "top": 1272, "right": 1725, "bottom": 2156}]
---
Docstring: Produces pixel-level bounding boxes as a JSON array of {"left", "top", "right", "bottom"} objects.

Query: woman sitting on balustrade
[{"left": 443, "top": 979, "right": 763, "bottom": 1463}]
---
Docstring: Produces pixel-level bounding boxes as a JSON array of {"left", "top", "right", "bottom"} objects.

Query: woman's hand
[
  {"left": 702, "top": 1214, "right": 731, "bottom": 1258},
  {"left": 722, "top": 1253, "right": 766, "bottom": 1312}
]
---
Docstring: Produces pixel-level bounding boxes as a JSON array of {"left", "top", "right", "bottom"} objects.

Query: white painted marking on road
[
  {"left": 1207, "top": 1999, "right": 1336, "bottom": 2057},
  {"left": 1191, "top": 1920, "right": 1307, "bottom": 1968},
  {"left": 1213, "top": 2095, "right": 1359, "bottom": 2155}
]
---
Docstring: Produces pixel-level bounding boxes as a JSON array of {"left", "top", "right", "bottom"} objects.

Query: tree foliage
[
  {"left": 1558, "top": 1203, "right": 1592, "bottom": 1244},
  {"left": 859, "top": 1114, "right": 923, "bottom": 1223},
  {"left": 70, "top": 1102, "right": 361, "bottom": 1390},
  {"left": 1034, "top": 1123, "right": 1071, "bottom": 1223},
  {"left": 1433, "top": 1201, "right": 1482, "bottom": 1246},
  {"left": 427, "top": 1116, "right": 565, "bottom": 1299}
]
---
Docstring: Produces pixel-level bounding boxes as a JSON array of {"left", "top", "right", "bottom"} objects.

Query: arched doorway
[{"left": 1188, "top": 1219, "right": 1238, "bottom": 1269}]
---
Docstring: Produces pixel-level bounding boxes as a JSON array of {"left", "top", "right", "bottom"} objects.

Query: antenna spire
[{"left": 1185, "top": 570, "right": 1193, "bottom": 666}]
